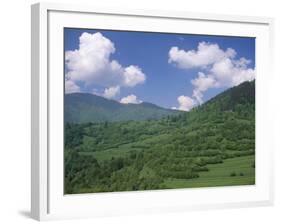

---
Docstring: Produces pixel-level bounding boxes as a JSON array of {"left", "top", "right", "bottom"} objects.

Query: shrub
[
  {"left": 230, "top": 172, "right": 236, "bottom": 177},
  {"left": 192, "top": 166, "right": 209, "bottom": 172}
]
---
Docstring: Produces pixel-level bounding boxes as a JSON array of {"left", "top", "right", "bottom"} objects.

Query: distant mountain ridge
[
  {"left": 65, "top": 80, "right": 255, "bottom": 124},
  {"left": 65, "top": 93, "right": 181, "bottom": 123}
]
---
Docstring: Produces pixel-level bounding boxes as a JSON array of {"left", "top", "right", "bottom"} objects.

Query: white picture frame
[{"left": 31, "top": 2, "right": 274, "bottom": 221}]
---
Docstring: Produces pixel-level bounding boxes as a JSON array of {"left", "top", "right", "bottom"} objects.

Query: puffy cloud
[
  {"left": 169, "top": 41, "right": 255, "bottom": 104},
  {"left": 231, "top": 68, "right": 255, "bottom": 86},
  {"left": 123, "top": 65, "right": 146, "bottom": 87},
  {"left": 120, "top": 94, "right": 142, "bottom": 104},
  {"left": 65, "top": 79, "right": 80, "bottom": 94},
  {"left": 65, "top": 32, "right": 116, "bottom": 85},
  {"left": 234, "top": 57, "right": 251, "bottom": 68},
  {"left": 168, "top": 42, "right": 236, "bottom": 69},
  {"left": 211, "top": 58, "right": 255, "bottom": 86},
  {"left": 174, "top": 95, "right": 196, "bottom": 111},
  {"left": 65, "top": 32, "right": 146, "bottom": 94},
  {"left": 102, "top": 86, "right": 120, "bottom": 99},
  {"left": 191, "top": 72, "right": 218, "bottom": 104}
]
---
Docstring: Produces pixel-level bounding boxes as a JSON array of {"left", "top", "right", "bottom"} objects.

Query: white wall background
[{"left": 0, "top": 0, "right": 279, "bottom": 223}]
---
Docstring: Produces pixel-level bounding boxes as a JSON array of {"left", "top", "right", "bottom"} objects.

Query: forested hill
[
  {"left": 201, "top": 80, "right": 255, "bottom": 112},
  {"left": 65, "top": 80, "right": 255, "bottom": 193},
  {"left": 65, "top": 93, "right": 181, "bottom": 123}
]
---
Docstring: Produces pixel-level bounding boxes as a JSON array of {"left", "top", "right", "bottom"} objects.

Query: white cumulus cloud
[
  {"left": 102, "top": 86, "right": 120, "bottom": 99},
  {"left": 191, "top": 72, "right": 218, "bottom": 104},
  {"left": 120, "top": 94, "right": 142, "bottom": 104},
  {"left": 210, "top": 58, "right": 255, "bottom": 86},
  {"left": 123, "top": 65, "right": 146, "bottom": 87},
  {"left": 168, "top": 42, "right": 236, "bottom": 69},
  {"left": 174, "top": 95, "right": 196, "bottom": 111},
  {"left": 168, "top": 41, "right": 255, "bottom": 105},
  {"left": 65, "top": 32, "right": 146, "bottom": 94}
]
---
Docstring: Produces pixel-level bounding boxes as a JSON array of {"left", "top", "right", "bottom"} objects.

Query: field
[
  {"left": 80, "top": 147, "right": 255, "bottom": 190},
  {"left": 164, "top": 155, "right": 255, "bottom": 188}
]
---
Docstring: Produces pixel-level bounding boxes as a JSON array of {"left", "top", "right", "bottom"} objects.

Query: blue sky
[{"left": 64, "top": 28, "right": 255, "bottom": 111}]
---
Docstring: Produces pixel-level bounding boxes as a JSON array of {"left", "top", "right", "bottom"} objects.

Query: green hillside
[
  {"left": 65, "top": 93, "right": 181, "bottom": 123},
  {"left": 64, "top": 80, "right": 255, "bottom": 194}
]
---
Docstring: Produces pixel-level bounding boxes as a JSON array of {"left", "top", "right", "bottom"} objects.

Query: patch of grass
[{"left": 163, "top": 155, "right": 255, "bottom": 189}]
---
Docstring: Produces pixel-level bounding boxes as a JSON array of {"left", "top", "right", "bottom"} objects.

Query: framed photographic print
[{"left": 31, "top": 2, "right": 274, "bottom": 221}]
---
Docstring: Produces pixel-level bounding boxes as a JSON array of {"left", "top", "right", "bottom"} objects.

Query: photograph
[{"left": 64, "top": 28, "right": 255, "bottom": 194}]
